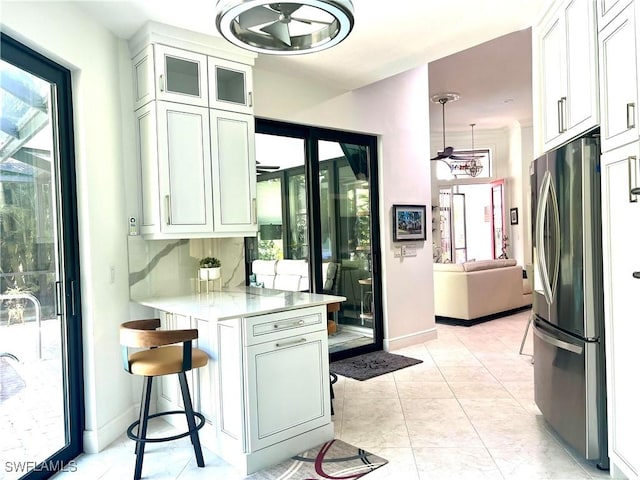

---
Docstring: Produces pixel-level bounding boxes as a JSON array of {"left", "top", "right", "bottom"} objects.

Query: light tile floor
[{"left": 54, "top": 309, "right": 613, "bottom": 479}]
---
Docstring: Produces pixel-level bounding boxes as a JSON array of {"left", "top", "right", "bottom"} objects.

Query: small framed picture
[
  {"left": 510, "top": 207, "right": 519, "bottom": 225},
  {"left": 392, "top": 204, "right": 426, "bottom": 242}
]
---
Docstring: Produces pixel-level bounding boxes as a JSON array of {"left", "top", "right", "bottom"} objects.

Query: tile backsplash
[{"left": 128, "top": 236, "right": 247, "bottom": 299}]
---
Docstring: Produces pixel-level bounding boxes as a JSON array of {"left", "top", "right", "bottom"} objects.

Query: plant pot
[
  {"left": 208, "top": 267, "right": 221, "bottom": 280},
  {"left": 200, "top": 267, "right": 221, "bottom": 280}
]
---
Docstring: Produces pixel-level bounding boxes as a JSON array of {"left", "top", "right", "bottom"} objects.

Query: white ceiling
[{"left": 75, "top": 0, "right": 547, "bottom": 132}]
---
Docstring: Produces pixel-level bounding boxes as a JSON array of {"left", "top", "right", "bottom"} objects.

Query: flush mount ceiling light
[{"left": 216, "top": 0, "right": 354, "bottom": 55}]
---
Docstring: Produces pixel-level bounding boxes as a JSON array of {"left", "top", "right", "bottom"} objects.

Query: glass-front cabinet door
[
  {"left": 208, "top": 57, "right": 253, "bottom": 114},
  {"left": 154, "top": 45, "right": 208, "bottom": 107}
]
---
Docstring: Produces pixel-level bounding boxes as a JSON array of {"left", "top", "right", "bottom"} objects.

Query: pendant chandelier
[
  {"left": 454, "top": 123, "right": 483, "bottom": 177},
  {"left": 215, "top": 0, "right": 355, "bottom": 55}
]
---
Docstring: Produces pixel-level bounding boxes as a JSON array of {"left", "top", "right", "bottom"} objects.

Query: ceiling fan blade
[
  {"left": 238, "top": 6, "right": 280, "bottom": 29},
  {"left": 275, "top": 3, "right": 302, "bottom": 16},
  {"left": 261, "top": 21, "right": 292, "bottom": 46},
  {"left": 290, "top": 15, "right": 331, "bottom": 25},
  {"left": 450, "top": 154, "right": 482, "bottom": 161}
]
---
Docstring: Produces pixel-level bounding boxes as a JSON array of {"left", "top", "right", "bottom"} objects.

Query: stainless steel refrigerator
[{"left": 531, "top": 130, "right": 608, "bottom": 469}]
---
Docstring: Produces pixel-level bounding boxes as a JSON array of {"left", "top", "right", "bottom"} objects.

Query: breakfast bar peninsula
[{"left": 134, "top": 286, "right": 345, "bottom": 475}]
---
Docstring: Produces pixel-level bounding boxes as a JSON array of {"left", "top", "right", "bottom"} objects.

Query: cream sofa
[
  {"left": 433, "top": 258, "right": 532, "bottom": 323},
  {"left": 251, "top": 259, "right": 339, "bottom": 292}
]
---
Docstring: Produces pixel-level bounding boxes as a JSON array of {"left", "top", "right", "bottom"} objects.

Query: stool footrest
[{"left": 127, "top": 410, "right": 205, "bottom": 444}]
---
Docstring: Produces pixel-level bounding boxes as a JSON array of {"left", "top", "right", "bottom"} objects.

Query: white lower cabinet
[
  {"left": 601, "top": 142, "right": 640, "bottom": 480},
  {"left": 153, "top": 306, "right": 332, "bottom": 475},
  {"left": 245, "top": 329, "right": 329, "bottom": 451}
]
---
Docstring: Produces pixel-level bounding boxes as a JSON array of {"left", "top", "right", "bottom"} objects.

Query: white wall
[
  {"left": 254, "top": 66, "right": 437, "bottom": 349},
  {"left": 2, "top": 2, "right": 136, "bottom": 452}
]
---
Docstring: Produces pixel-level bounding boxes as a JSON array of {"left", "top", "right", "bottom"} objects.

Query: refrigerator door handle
[
  {"left": 548, "top": 176, "right": 561, "bottom": 298},
  {"left": 533, "top": 324, "right": 584, "bottom": 355},
  {"left": 536, "top": 171, "right": 554, "bottom": 304}
]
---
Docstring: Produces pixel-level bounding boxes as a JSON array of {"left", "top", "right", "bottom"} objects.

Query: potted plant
[{"left": 199, "top": 257, "right": 221, "bottom": 280}]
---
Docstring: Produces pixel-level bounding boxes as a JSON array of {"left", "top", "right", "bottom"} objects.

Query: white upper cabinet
[
  {"left": 535, "top": 0, "right": 599, "bottom": 153},
  {"left": 597, "top": 0, "right": 634, "bottom": 29},
  {"left": 132, "top": 44, "right": 209, "bottom": 110},
  {"left": 129, "top": 23, "right": 258, "bottom": 239},
  {"left": 208, "top": 58, "right": 254, "bottom": 114},
  {"left": 154, "top": 45, "right": 209, "bottom": 107},
  {"left": 540, "top": 15, "right": 565, "bottom": 148},
  {"left": 599, "top": 1, "right": 639, "bottom": 152},
  {"left": 210, "top": 110, "right": 257, "bottom": 233},
  {"left": 136, "top": 101, "right": 213, "bottom": 236}
]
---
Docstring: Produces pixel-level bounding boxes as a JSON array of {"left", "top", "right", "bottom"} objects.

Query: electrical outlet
[{"left": 403, "top": 245, "right": 417, "bottom": 257}]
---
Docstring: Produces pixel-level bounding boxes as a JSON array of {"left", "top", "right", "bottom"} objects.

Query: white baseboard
[
  {"left": 83, "top": 404, "right": 139, "bottom": 453},
  {"left": 383, "top": 327, "right": 437, "bottom": 351}
]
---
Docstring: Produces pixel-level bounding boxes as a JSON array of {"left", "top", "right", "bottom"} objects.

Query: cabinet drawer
[{"left": 243, "top": 306, "right": 325, "bottom": 346}]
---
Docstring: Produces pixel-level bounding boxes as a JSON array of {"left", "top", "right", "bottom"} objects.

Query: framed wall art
[
  {"left": 392, "top": 204, "right": 426, "bottom": 242},
  {"left": 510, "top": 207, "right": 519, "bottom": 225}
]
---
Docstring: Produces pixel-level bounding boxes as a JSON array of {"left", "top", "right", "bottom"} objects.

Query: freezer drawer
[{"left": 533, "top": 319, "right": 601, "bottom": 460}]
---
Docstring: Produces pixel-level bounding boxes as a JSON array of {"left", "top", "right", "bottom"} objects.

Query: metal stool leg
[
  {"left": 134, "top": 376, "right": 153, "bottom": 480},
  {"left": 519, "top": 313, "right": 533, "bottom": 356},
  {"left": 178, "top": 372, "right": 205, "bottom": 467}
]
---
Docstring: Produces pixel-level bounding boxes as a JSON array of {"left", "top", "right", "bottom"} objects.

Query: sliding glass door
[
  {"left": 0, "top": 34, "right": 83, "bottom": 479},
  {"left": 248, "top": 120, "right": 382, "bottom": 360}
]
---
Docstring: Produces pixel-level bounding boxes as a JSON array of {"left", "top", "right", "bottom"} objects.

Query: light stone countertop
[{"left": 134, "top": 286, "right": 346, "bottom": 321}]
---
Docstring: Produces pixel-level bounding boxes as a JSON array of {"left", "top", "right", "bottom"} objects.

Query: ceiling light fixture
[
  {"left": 463, "top": 123, "right": 483, "bottom": 177},
  {"left": 430, "top": 93, "right": 483, "bottom": 177},
  {"left": 215, "top": 0, "right": 355, "bottom": 55}
]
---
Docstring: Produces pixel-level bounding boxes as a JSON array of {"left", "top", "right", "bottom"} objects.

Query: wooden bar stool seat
[{"left": 120, "top": 319, "right": 209, "bottom": 480}]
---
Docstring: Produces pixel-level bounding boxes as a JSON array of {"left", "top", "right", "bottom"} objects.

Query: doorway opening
[
  {"left": 0, "top": 33, "right": 84, "bottom": 479},
  {"left": 246, "top": 119, "right": 382, "bottom": 360},
  {"left": 436, "top": 180, "right": 507, "bottom": 263}
]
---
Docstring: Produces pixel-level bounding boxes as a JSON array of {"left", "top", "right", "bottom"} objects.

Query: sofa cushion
[
  {"left": 462, "top": 258, "right": 517, "bottom": 272},
  {"left": 275, "top": 259, "right": 308, "bottom": 276},
  {"left": 252, "top": 259, "right": 277, "bottom": 275},
  {"left": 252, "top": 259, "right": 277, "bottom": 288},
  {"left": 433, "top": 263, "right": 465, "bottom": 272}
]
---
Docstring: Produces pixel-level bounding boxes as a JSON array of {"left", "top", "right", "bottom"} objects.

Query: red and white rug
[{"left": 245, "top": 439, "right": 388, "bottom": 480}]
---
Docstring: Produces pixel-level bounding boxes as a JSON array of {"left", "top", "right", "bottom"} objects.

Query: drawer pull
[
  {"left": 275, "top": 338, "right": 306, "bottom": 348},
  {"left": 273, "top": 320, "right": 305, "bottom": 329},
  {"left": 633, "top": 271, "right": 640, "bottom": 279}
]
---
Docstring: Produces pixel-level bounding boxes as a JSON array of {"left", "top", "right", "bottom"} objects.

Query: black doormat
[{"left": 330, "top": 350, "right": 423, "bottom": 381}]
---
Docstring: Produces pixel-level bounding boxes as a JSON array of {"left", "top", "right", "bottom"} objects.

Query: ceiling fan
[
  {"left": 216, "top": 1, "right": 355, "bottom": 55},
  {"left": 430, "top": 93, "right": 481, "bottom": 163},
  {"left": 256, "top": 160, "right": 280, "bottom": 174}
]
